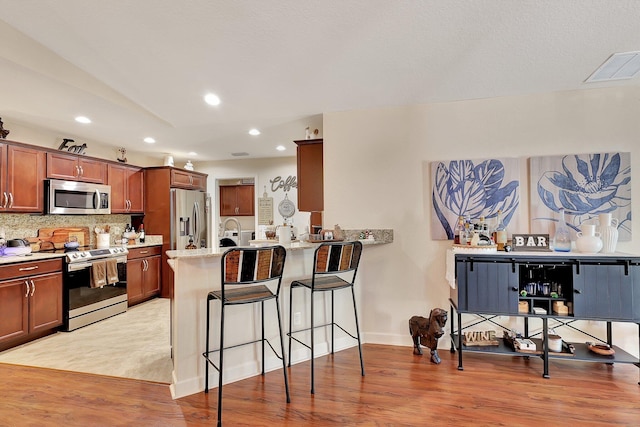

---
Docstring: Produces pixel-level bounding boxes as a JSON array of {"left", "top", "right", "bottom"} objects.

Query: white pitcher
[
  {"left": 575, "top": 224, "right": 602, "bottom": 253},
  {"left": 598, "top": 213, "right": 619, "bottom": 253}
]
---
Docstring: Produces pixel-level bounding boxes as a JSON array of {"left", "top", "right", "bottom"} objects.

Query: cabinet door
[
  {"left": 127, "top": 258, "right": 145, "bottom": 305},
  {"left": 143, "top": 256, "right": 161, "bottom": 297},
  {"left": 127, "top": 167, "right": 144, "bottom": 213},
  {"left": 171, "top": 169, "right": 194, "bottom": 189},
  {"left": 0, "top": 278, "right": 29, "bottom": 343},
  {"left": 77, "top": 158, "right": 106, "bottom": 184},
  {"left": 29, "top": 272, "right": 63, "bottom": 333},
  {"left": 459, "top": 259, "right": 518, "bottom": 314},
  {"left": 573, "top": 263, "right": 635, "bottom": 320},
  {"left": 295, "top": 139, "right": 323, "bottom": 212},
  {"left": 47, "top": 152, "right": 106, "bottom": 183},
  {"left": 220, "top": 186, "right": 238, "bottom": 216},
  {"left": 236, "top": 185, "right": 254, "bottom": 215},
  {"left": 108, "top": 164, "right": 128, "bottom": 213},
  {"left": 190, "top": 173, "right": 207, "bottom": 191},
  {"left": 5, "top": 144, "right": 45, "bottom": 212}
]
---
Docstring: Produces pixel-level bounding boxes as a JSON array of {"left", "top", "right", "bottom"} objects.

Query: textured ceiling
[{"left": 1, "top": 1, "right": 639, "bottom": 162}]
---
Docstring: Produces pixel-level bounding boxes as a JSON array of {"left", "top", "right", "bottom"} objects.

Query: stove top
[{"left": 65, "top": 246, "right": 128, "bottom": 263}]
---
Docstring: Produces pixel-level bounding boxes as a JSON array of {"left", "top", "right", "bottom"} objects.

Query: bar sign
[{"left": 512, "top": 234, "right": 551, "bottom": 252}]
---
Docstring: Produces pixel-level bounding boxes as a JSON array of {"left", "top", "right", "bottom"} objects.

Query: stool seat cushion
[
  {"left": 209, "top": 285, "right": 275, "bottom": 304},
  {"left": 291, "top": 275, "right": 352, "bottom": 291}
]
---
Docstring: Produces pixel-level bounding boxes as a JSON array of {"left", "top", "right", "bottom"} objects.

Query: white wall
[{"left": 324, "top": 86, "right": 640, "bottom": 355}]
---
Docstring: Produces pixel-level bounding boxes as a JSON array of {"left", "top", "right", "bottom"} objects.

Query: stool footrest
[{"left": 287, "top": 321, "right": 359, "bottom": 346}]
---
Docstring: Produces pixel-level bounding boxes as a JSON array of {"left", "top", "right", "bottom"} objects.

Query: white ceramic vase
[
  {"left": 598, "top": 213, "right": 619, "bottom": 254},
  {"left": 575, "top": 224, "right": 602, "bottom": 253}
]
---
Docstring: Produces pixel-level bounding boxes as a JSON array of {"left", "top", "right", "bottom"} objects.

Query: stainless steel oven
[
  {"left": 45, "top": 179, "right": 111, "bottom": 215},
  {"left": 62, "top": 247, "right": 128, "bottom": 331}
]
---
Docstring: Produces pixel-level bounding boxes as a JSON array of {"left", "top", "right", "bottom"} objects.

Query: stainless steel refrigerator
[{"left": 170, "top": 189, "right": 211, "bottom": 250}]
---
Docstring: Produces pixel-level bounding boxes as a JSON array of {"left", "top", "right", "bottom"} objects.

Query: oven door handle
[{"left": 67, "top": 257, "right": 127, "bottom": 271}]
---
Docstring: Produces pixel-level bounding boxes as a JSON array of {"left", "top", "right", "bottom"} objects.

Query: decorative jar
[
  {"left": 598, "top": 213, "right": 619, "bottom": 254},
  {"left": 575, "top": 224, "right": 602, "bottom": 253}
]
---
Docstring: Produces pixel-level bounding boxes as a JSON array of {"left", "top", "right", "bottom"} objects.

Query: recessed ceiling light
[
  {"left": 204, "top": 93, "right": 221, "bottom": 106},
  {"left": 586, "top": 51, "right": 640, "bottom": 82},
  {"left": 276, "top": 145, "right": 286, "bottom": 151},
  {"left": 231, "top": 152, "right": 249, "bottom": 157},
  {"left": 144, "top": 137, "right": 156, "bottom": 143},
  {"left": 188, "top": 152, "right": 197, "bottom": 156},
  {"left": 75, "top": 116, "right": 91, "bottom": 124},
  {"left": 248, "top": 128, "right": 261, "bottom": 136}
]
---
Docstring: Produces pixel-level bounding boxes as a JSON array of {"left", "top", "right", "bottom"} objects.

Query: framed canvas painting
[
  {"left": 430, "top": 157, "right": 520, "bottom": 240},
  {"left": 529, "top": 152, "right": 631, "bottom": 241}
]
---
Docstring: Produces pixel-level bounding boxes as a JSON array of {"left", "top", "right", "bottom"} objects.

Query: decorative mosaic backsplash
[
  {"left": 343, "top": 229, "right": 394, "bottom": 243},
  {"left": 0, "top": 213, "right": 132, "bottom": 247}
]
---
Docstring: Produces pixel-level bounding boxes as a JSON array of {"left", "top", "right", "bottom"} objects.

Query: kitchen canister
[
  {"left": 96, "top": 233, "right": 110, "bottom": 249},
  {"left": 278, "top": 225, "right": 291, "bottom": 245},
  {"left": 598, "top": 213, "right": 619, "bottom": 254}
]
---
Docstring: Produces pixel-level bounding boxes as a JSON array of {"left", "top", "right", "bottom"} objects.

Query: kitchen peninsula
[{"left": 166, "top": 235, "right": 390, "bottom": 399}]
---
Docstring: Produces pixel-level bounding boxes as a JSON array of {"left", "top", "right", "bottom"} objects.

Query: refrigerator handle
[{"left": 193, "top": 202, "right": 199, "bottom": 242}]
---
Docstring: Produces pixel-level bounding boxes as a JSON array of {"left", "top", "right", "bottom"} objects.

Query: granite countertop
[
  {"left": 0, "top": 251, "right": 67, "bottom": 265},
  {"left": 167, "top": 238, "right": 386, "bottom": 260}
]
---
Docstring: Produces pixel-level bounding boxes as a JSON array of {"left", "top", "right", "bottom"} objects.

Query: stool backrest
[
  {"left": 313, "top": 241, "right": 362, "bottom": 277},
  {"left": 221, "top": 245, "right": 287, "bottom": 289}
]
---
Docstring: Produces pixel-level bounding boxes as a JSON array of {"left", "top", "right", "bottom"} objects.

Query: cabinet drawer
[
  {"left": 127, "top": 246, "right": 162, "bottom": 260},
  {"left": 0, "top": 258, "right": 63, "bottom": 281}
]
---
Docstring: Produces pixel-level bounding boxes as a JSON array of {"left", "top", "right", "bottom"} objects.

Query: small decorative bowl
[{"left": 123, "top": 232, "right": 139, "bottom": 240}]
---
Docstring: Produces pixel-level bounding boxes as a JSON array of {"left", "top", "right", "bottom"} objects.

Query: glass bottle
[
  {"left": 138, "top": 222, "right": 145, "bottom": 243},
  {"left": 553, "top": 208, "right": 572, "bottom": 252},
  {"left": 493, "top": 210, "right": 507, "bottom": 251},
  {"left": 454, "top": 216, "right": 464, "bottom": 245}
]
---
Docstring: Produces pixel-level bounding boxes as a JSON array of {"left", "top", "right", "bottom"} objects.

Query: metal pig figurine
[{"left": 409, "top": 308, "right": 448, "bottom": 364}]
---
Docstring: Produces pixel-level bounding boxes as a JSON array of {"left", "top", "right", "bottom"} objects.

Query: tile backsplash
[{"left": 0, "top": 213, "right": 132, "bottom": 247}]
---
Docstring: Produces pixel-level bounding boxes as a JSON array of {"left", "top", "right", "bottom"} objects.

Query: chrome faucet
[{"left": 221, "top": 217, "right": 242, "bottom": 237}]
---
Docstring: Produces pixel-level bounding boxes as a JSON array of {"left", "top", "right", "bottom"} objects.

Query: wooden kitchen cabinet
[
  {"left": 0, "top": 258, "right": 63, "bottom": 351},
  {"left": 220, "top": 185, "right": 254, "bottom": 216},
  {"left": 108, "top": 164, "right": 144, "bottom": 213},
  {"left": 47, "top": 152, "right": 107, "bottom": 184},
  {"left": 0, "top": 142, "right": 46, "bottom": 213},
  {"left": 171, "top": 169, "right": 207, "bottom": 191},
  {"left": 127, "top": 246, "right": 161, "bottom": 306},
  {"left": 294, "top": 138, "right": 323, "bottom": 212}
]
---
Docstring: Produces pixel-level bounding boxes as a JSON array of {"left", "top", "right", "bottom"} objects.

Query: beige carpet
[{"left": 0, "top": 298, "right": 172, "bottom": 383}]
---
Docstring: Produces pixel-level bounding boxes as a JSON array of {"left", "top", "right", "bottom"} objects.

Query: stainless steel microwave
[{"left": 45, "top": 179, "right": 111, "bottom": 214}]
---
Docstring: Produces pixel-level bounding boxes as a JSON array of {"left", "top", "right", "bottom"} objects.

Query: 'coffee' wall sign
[{"left": 512, "top": 234, "right": 551, "bottom": 252}]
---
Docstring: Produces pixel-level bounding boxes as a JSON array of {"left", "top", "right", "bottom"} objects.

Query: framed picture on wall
[
  {"left": 529, "top": 152, "right": 632, "bottom": 241},
  {"left": 430, "top": 157, "right": 520, "bottom": 240}
]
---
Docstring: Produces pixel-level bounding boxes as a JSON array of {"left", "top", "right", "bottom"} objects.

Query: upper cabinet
[
  {"left": 170, "top": 169, "right": 207, "bottom": 191},
  {"left": 108, "top": 164, "right": 144, "bottom": 214},
  {"left": 0, "top": 142, "right": 46, "bottom": 213},
  {"left": 294, "top": 138, "right": 323, "bottom": 212},
  {"left": 220, "top": 185, "right": 254, "bottom": 216},
  {"left": 47, "top": 152, "right": 106, "bottom": 184}
]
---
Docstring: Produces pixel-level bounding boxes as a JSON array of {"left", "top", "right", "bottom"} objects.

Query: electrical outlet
[{"left": 293, "top": 312, "right": 301, "bottom": 326}]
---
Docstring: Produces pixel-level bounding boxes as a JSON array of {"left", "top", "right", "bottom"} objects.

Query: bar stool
[
  {"left": 287, "top": 240, "right": 364, "bottom": 394},
  {"left": 203, "top": 245, "right": 290, "bottom": 427}
]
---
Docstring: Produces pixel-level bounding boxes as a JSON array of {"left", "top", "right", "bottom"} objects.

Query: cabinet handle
[
  {"left": 511, "top": 287, "right": 518, "bottom": 291},
  {"left": 19, "top": 265, "right": 39, "bottom": 271},
  {"left": 8, "top": 192, "right": 13, "bottom": 208},
  {"left": 143, "top": 259, "right": 149, "bottom": 271},
  {"left": 140, "top": 250, "right": 149, "bottom": 254},
  {"left": 79, "top": 165, "right": 84, "bottom": 177},
  {"left": 2, "top": 192, "right": 7, "bottom": 208},
  {"left": 127, "top": 200, "right": 131, "bottom": 211},
  {"left": 25, "top": 280, "right": 30, "bottom": 297},
  {"left": 75, "top": 165, "right": 80, "bottom": 178},
  {"left": 30, "top": 280, "right": 35, "bottom": 297},
  {"left": 574, "top": 289, "right": 582, "bottom": 294}
]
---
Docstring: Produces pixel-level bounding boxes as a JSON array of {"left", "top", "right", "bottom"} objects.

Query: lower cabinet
[
  {"left": 0, "top": 259, "right": 63, "bottom": 351},
  {"left": 127, "top": 246, "right": 161, "bottom": 306}
]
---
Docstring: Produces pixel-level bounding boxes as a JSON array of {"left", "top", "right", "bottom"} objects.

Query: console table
[{"left": 448, "top": 251, "right": 640, "bottom": 383}]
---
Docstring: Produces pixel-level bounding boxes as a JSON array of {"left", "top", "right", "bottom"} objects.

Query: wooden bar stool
[
  {"left": 287, "top": 240, "right": 364, "bottom": 394},
  {"left": 203, "top": 245, "right": 290, "bottom": 426}
]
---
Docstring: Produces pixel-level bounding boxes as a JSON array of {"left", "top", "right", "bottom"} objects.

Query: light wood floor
[{"left": 1, "top": 344, "right": 639, "bottom": 426}]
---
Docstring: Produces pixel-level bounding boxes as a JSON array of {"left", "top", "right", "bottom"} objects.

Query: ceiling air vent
[
  {"left": 585, "top": 51, "right": 640, "bottom": 82},
  {"left": 231, "top": 152, "right": 249, "bottom": 157}
]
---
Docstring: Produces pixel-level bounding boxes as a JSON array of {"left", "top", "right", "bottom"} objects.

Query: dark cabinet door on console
[
  {"left": 573, "top": 263, "right": 636, "bottom": 321},
  {"left": 458, "top": 258, "right": 518, "bottom": 314}
]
